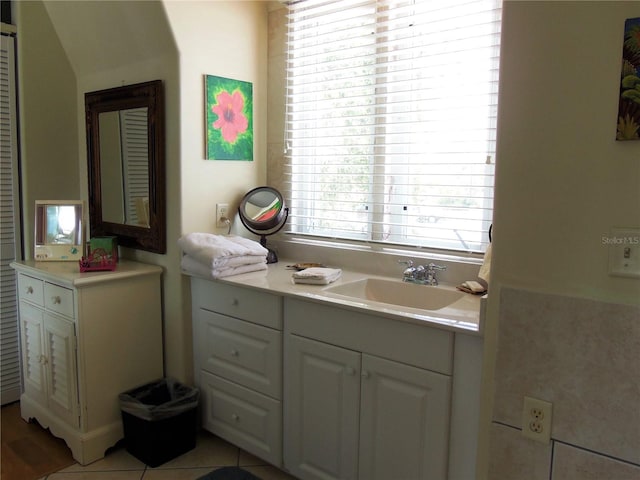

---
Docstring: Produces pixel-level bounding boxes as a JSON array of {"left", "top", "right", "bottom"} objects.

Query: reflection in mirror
[
  {"left": 34, "top": 200, "right": 83, "bottom": 261},
  {"left": 85, "top": 80, "right": 165, "bottom": 253},
  {"left": 99, "top": 108, "right": 150, "bottom": 227},
  {"left": 238, "top": 186, "right": 288, "bottom": 264}
]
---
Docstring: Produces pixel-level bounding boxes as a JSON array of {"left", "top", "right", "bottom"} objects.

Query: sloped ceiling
[{"left": 42, "top": 0, "right": 176, "bottom": 77}]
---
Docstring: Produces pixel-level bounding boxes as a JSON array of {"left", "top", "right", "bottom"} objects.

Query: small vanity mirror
[
  {"left": 34, "top": 200, "right": 84, "bottom": 261},
  {"left": 85, "top": 80, "right": 165, "bottom": 253},
  {"left": 238, "top": 186, "right": 288, "bottom": 264}
]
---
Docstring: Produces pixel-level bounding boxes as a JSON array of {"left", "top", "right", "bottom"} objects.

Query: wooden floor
[{"left": 1, "top": 402, "right": 75, "bottom": 480}]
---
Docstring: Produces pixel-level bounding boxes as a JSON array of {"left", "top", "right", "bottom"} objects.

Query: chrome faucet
[{"left": 399, "top": 260, "right": 446, "bottom": 286}]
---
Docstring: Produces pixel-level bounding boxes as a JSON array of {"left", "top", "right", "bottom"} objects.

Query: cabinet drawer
[
  {"left": 44, "top": 283, "right": 74, "bottom": 318},
  {"left": 200, "top": 371, "right": 281, "bottom": 466},
  {"left": 17, "top": 274, "right": 44, "bottom": 306},
  {"left": 197, "top": 310, "right": 281, "bottom": 399},
  {"left": 192, "top": 278, "right": 282, "bottom": 329}
]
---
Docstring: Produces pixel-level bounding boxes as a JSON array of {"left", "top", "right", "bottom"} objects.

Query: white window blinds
[{"left": 284, "top": 0, "right": 501, "bottom": 253}]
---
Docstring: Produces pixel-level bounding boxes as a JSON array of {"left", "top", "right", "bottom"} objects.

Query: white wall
[
  {"left": 479, "top": 2, "right": 640, "bottom": 477},
  {"left": 16, "top": 1, "right": 79, "bottom": 255},
  {"left": 164, "top": 0, "right": 268, "bottom": 237}
]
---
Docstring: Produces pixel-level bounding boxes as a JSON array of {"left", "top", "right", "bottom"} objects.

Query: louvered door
[
  {"left": 0, "top": 33, "right": 22, "bottom": 405},
  {"left": 19, "top": 302, "right": 47, "bottom": 407},
  {"left": 43, "top": 312, "right": 79, "bottom": 428}
]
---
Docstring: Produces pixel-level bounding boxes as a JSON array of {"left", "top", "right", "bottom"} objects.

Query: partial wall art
[
  {"left": 617, "top": 17, "right": 640, "bottom": 141},
  {"left": 205, "top": 74, "right": 253, "bottom": 160}
]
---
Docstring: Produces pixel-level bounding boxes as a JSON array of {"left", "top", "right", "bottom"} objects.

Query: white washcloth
[
  {"left": 181, "top": 254, "right": 267, "bottom": 279},
  {"left": 292, "top": 267, "right": 342, "bottom": 285},
  {"left": 178, "top": 233, "right": 268, "bottom": 268}
]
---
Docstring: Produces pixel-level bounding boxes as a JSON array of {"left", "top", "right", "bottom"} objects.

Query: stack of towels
[{"left": 178, "top": 233, "right": 268, "bottom": 279}]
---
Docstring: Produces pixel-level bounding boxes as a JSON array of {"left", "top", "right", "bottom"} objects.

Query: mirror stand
[{"left": 239, "top": 209, "right": 289, "bottom": 264}]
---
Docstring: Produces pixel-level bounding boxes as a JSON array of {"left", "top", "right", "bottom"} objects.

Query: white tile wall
[
  {"left": 490, "top": 286, "right": 640, "bottom": 475},
  {"left": 488, "top": 423, "right": 551, "bottom": 480},
  {"left": 552, "top": 442, "right": 640, "bottom": 480}
]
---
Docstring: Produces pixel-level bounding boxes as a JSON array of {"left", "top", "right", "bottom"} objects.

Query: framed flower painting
[
  {"left": 617, "top": 17, "right": 640, "bottom": 141},
  {"left": 205, "top": 74, "right": 253, "bottom": 160}
]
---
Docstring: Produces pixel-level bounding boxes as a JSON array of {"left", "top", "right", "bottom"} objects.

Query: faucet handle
[
  {"left": 426, "top": 263, "right": 446, "bottom": 271},
  {"left": 398, "top": 259, "right": 414, "bottom": 268}
]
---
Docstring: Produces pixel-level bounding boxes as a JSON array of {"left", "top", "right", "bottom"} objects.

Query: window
[{"left": 284, "top": 0, "right": 501, "bottom": 253}]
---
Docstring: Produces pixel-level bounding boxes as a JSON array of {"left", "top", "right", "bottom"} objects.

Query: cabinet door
[
  {"left": 359, "top": 354, "right": 451, "bottom": 480},
  {"left": 43, "top": 312, "right": 79, "bottom": 428},
  {"left": 19, "top": 302, "right": 47, "bottom": 407},
  {"left": 285, "top": 335, "right": 360, "bottom": 480}
]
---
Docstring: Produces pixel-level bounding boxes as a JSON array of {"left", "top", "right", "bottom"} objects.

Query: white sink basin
[{"left": 324, "top": 278, "right": 465, "bottom": 311}]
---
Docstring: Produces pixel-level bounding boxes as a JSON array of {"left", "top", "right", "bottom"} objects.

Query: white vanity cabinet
[
  {"left": 284, "top": 298, "right": 453, "bottom": 480},
  {"left": 191, "top": 277, "right": 283, "bottom": 466},
  {"left": 11, "top": 260, "right": 163, "bottom": 465},
  {"left": 189, "top": 272, "right": 484, "bottom": 480}
]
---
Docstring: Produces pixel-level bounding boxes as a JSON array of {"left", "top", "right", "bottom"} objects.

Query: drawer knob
[
  {"left": 26, "top": 286, "right": 34, "bottom": 294},
  {"left": 231, "top": 413, "right": 240, "bottom": 422},
  {"left": 361, "top": 370, "right": 370, "bottom": 379},
  {"left": 231, "top": 298, "right": 239, "bottom": 306},
  {"left": 230, "top": 349, "right": 239, "bottom": 357},
  {"left": 51, "top": 296, "right": 62, "bottom": 305}
]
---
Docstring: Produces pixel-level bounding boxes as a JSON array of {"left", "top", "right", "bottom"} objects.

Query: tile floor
[{"left": 40, "top": 431, "right": 298, "bottom": 480}]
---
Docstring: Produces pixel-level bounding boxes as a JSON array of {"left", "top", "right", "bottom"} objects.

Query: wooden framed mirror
[{"left": 85, "top": 80, "right": 166, "bottom": 253}]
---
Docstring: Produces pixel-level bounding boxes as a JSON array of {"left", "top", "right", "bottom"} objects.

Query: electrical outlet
[
  {"left": 607, "top": 228, "right": 640, "bottom": 278},
  {"left": 216, "top": 203, "right": 230, "bottom": 228},
  {"left": 522, "top": 396, "right": 552, "bottom": 444}
]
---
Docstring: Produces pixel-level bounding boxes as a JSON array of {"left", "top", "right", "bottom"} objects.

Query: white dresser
[{"left": 10, "top": 260, "right": 164, "bottom": 465}]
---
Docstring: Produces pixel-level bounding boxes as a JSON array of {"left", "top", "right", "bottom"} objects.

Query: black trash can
[{"left": 119, "top": 378, "right": 200, "bottom": 467}]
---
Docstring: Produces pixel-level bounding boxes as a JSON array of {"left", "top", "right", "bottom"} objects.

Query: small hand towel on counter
[
  {"left": 292, "top": 267, "right": 342, "bottom": 285},
  {"left": 456, "top": 280, "right": 487, "bottom": 295}
]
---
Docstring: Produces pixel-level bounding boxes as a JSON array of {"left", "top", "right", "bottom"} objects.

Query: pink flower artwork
[
  {"left": 211, "top": 90, "right": 248, "bottom": 144},
  {"left": 205, "top": 74, "right": 253, "bottom": 160}
]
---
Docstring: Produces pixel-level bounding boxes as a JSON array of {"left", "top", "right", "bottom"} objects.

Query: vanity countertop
[
  {"left": 187, "top": 259, "right": 485, "bottom": 336},
  {"left": 11, "top": 259, "right": 163, "bottom": 287}
]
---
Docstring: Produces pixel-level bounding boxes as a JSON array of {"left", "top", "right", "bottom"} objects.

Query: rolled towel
[
  {"left": 292, "top": 267, "right": 342, "bottom": 285},
  {"left": 181, "top": 254, "right": 267, "bottom": 279},
  {"left": 178, "top": 233, "right": 268, "bottom": 268}
]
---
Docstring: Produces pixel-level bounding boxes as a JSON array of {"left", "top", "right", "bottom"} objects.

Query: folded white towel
[
  {"left": 292, "top": 267, "right": 342, "bottom": 285},
  {"left": 181, "top": 254, "right": 267, "bottom": 279},
  {"left": 178, "top": 233, "right": 268, "bottom": 268},
  {"left": 215, "top": 254, "right": 267, "bottom": 269}
]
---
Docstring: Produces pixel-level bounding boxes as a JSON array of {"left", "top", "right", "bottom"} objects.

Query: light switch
[{"left": 607, "top": 228, "right": 640, "bottom": 278}]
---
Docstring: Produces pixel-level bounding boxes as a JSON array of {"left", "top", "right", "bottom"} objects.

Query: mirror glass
[
  {"left": 34, "top": 200, "right": 83, "bottom": 261},
  {"left": 99, "top": 108, "right": 150, "bottom": 226},
  {"left": 240, "top": 187, "right": 284, "bottom": 230},
  {"left": 238, "top": 187, "right": 288, "bottom": 264},
  {"left": 85, "top": 80, "right": 165, "bottom": 253}
]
